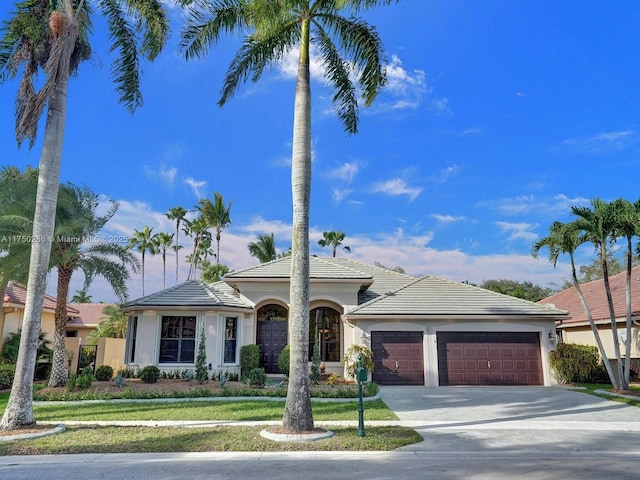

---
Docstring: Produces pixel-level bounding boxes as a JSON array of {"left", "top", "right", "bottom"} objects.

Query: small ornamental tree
[
  {"left": 344, "top": 345, "right": 375, "bottom": 380},
  {"left": 195, "top": 325, "right": 208, "bottom": 384},
  {"left": 309, "top": 324, "right": 321, "bottom": 385}
]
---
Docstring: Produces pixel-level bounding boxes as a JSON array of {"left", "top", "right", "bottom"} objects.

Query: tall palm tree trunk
[
  {"left": 623, "top": 236, "right": 633, "bottom": 389},
  {"left": 0, "top": 30, "right": 74, "bottom": 429},
  {"left": 570, "top": 257, "right": 618, "bottom": 389},
  {"left": 602, "top": 259, "right": 625, "bottom": 388},
  {"left": 49, "top": 265, "right": 72, "bottom": 387},
  {"left": 283, "top": 19, "right": 314, "bottom": 432}
]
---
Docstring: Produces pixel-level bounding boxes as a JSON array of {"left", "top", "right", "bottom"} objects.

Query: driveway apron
[{"left": 378, "top": 386, "right": 640, "bottom": 452}]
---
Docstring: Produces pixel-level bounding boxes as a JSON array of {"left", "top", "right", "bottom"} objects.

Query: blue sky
[{"left": 2, "top": 0, "right": 639, "bottom": 303}]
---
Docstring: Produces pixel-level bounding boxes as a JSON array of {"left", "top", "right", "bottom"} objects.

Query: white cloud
[
  {"left": 561, "top": 130, "right": 636, "bottom": 153},
  {"left": 430, "top": 214, "right": 467, "bottom": 225},
  {"left": 431, "top": 97, "right": 452, "bottom": 115},
  {"left": 495, "top": 221, "right": 539, "bottom": 243},
  {"left": 58, "top": 202, "right": 570, "bottom": 303},
  {"left": 333, "top": 189, "right": 352, "bottom": 204},
  {"left": 433, "top": 164, "right": 460, "bottom": 183},
  {"left": 184, "top": 177, "right": 207, "bottom": 198},
  {"left": 458, "top": 127, "right": 482, "bottom": 137},
  {"left": 328, "top": 161, "right": 359, "bottom": 183},
  {"left": 371, "top": 178, "right": 422, "bottom": 201}
]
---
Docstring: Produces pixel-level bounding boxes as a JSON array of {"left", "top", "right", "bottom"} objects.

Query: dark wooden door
[
  {"left": 372, "top": 331, "right": 424, "bottom": 385},
  {"left": 257, "top": 320, "right": 288, "bottom": 374},
  {"left": 437, "top": 332, "right": 542, "bottom": 386}
]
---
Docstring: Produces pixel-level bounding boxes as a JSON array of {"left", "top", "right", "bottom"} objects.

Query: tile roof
[
  {"left": 122, "top": 280, "right": 253, "bottom": 310},
  {"left": 3, "top": 280, "right": 79, "bottom": 314},
  {"left": 224, "top": 256, "right": 375, "bottom": 281},
  {"left": 347, "top": 275, "right": 568, "bottom": 318},
  {"left": 538, "top": 265, "right": 640, "bottom": 325},
  {"left": 66, "top": 303, "right": 111, "bottom": 327}
]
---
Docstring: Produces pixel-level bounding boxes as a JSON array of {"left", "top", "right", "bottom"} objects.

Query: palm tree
[
  {"left": 197, "top": 192, "right": 232, "bottom": 265},
  {"left": 200, "top": 261, "right": 230, "bottom": 283},
  {"left": 532, "top": 220, "right": 618, "bottom": 388},
  {"left": 609, "top": 198, "right": 640, "bottom": 389},
  {"left": 70, "top": 289, "right": 92, "bottom": 303},
  {"left": 571, "top": 199, "right": 626, "bottom": 388},
  {"left": 154, "top": 232, "right": 175, "bottom": 289},
  {"left": 165, "top": 206, "right": 187, "bottom": 283},
  {"left": 87, "top": 304, "right": 128, "bottom": 343},
  {"left": 180, "top": 0, "right": 392, "bottom": 432},
  {"left": 128, "top": 226, "right": 158, "bottom": 297},
  {"left": 248, "top": 233, "right": 277, "bottom": 263},
  {"left": 0, "top": 0, "right": 168, "bottom": 430},
  {"left": 318, "top": 231, "right": 351, "bottom": 257},
  {"left": 48, "top": 184, "right": 139, "bottom": 387},
  {"left": 182, "top": 215, "right": 211, "bottom": 280}
]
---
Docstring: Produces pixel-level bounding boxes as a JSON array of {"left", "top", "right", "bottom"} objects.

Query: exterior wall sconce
[
  {"left": 208, "top": 363, "right": 212, "bottom": 370},
  {"left": 548, "top": 331, "right": 556, "bottom": 344}
]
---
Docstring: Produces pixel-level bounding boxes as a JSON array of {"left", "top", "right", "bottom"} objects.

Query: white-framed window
[
  {"left": 159, "top": 315, "right": 196, "bottom": 363},
  {"left": 223, "top": 317, "right": 238, "bottom": 364},
  {"left": 125, "top": 316, "right": 138, "bottom": 364}
]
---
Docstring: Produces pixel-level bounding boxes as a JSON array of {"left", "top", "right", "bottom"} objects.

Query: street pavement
[{"left": 2, "top": 386, "right": 640, "bottom": 479}]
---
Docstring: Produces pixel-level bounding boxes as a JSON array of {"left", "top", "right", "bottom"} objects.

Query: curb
[{"left": 0, "top": 424, "right": 66, "bottom": 443}]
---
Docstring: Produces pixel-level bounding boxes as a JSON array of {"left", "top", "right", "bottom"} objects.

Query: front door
[
  {"left": 257, "top": 320, "right": 288, "bottom": 373},
  {"left": 256, "top": 304, "right": 289, "bottom": 374}
]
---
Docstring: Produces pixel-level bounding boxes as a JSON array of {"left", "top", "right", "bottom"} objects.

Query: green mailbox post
[{"left": 356, "top": 354, "right": 367, "bottom": 437}]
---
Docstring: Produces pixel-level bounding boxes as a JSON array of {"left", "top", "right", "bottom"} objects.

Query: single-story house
[
  {"left": 538, "top": 266, "right": 640, "bottom": 363},
  {"left": 122, "top": 257, "right": 567, "bottom": 386}
]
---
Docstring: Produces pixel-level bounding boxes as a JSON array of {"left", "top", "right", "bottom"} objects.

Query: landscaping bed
[{"left": 32, "top": 378, "right": 378, "bottom": 401}]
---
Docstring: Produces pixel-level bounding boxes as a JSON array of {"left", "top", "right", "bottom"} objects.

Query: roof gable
[
  {"left": 538, "top": 265, "right": 640, "bottom": 324},
  {"left": 224, "top": 256, "right": 374, "bottom": 281},
  {"left": 348, "top": 275, "right": 567, "bottom": 318},
  {"left": 66, "top": 303, "right": 110, "bottom": 327},
  {"left": 122, "top": 280, "right": 253, "bottom": 310},
  {"left": 3, "top": 281, "right": 79, "bottom": 314}
]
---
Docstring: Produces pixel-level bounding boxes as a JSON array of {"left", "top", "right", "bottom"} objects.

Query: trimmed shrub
[
  {"left": 240, "top": 344, "right": 260, "bottom": 379},
  {"left": 95, "top": 365, "right": 114, "bottom": 381},
  {"left": 246, "top": 367, "right": 266, "bottom": 388},
  {"left": 0, "top": 364, "right": 15, "bottom": 390},
  {"left": 277, "top": 345, "right": 290, "bottom": 377},
  {"left": 548, "top": 342, "right": 603, "bottom": 384},
  {"left": 139, "top": 365, "right": 161, "bottom": 384}
]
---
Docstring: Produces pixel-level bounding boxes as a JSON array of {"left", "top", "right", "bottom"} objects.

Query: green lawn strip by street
[
  {"left": 31, "top": 398, "right": 397, "bottom": 422},
  {"left": 576, "top": 383, "right": 640, "bottom": 407},
  {"left": 0, "top": 425, "right": 422, "bottom": 454}
]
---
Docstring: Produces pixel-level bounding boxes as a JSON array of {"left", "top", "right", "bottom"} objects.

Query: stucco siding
[{"left": 562, "top": 324, "right": 640, "bottom": 359}]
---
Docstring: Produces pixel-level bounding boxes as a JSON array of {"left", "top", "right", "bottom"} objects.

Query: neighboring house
[
  {"left": 1, "top": 280, "right": 79, "bottom": 349},
  {"left": 66, "top": 303, "right": 109, "bottom": 341},
  {"left": 538, "top": 266, "right": 640, "bottom": 363},
  {"left": 123, "top": 257, "right": 567, "bottom": 386},
  {"left": 65, "top": 303, "right": 126, "bottom": 375}
]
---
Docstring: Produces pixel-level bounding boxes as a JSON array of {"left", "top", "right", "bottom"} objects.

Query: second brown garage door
[
  {"left": 371, "top": 331, "right": 424, "bottom": 385},
  {"left": 437, "top": 332, "right": 543, "bottom": 386}
]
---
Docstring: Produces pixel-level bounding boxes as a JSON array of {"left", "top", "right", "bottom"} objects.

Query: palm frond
[
  {"left": 220, "top": 22, "right": 299, "bottom": 105},
  {"left": 122, "top": 0, "right": 169, "bottom": 60},
  {"left": 313, "top": 24, "right": 358, "bottom": 133},
  {"left": 180, "top": 0, "right": 254, "bottom": 60}
]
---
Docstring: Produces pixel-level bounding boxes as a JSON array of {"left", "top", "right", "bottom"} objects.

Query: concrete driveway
[{"left": 378, "top": 386, "right": 640, "bottom": 452}]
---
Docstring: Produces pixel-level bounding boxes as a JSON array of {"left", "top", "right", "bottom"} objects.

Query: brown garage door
[
  {"left": 372, "top": 331, "right": 424, "bottom": 385},
  {"left": 437, "top": 332, "right": 542, "bottom": 386}
]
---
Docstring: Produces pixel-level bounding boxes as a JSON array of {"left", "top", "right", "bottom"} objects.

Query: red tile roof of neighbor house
[
  {"left": 3, "top": 281, "right": 79, "bottom": 315},
  {"left": 66, "top": 303, "right": 111, "bottom": 328},
  {"left": 538, "top": 265, "right": 640, "bottom": 326}
]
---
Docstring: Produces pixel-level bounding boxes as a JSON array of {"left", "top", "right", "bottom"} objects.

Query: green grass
[
  {"left": 31, "top": 398, "right": 397, "bottom": 422},
  {"left": 0, "top": 389, "right": 417, "bottom": 454},
  {"left": 0, "top": 425, "right": 422, "bottom": 455},
  {"left": 575, "top": 383, "right": 640, "bottom": 407}
]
